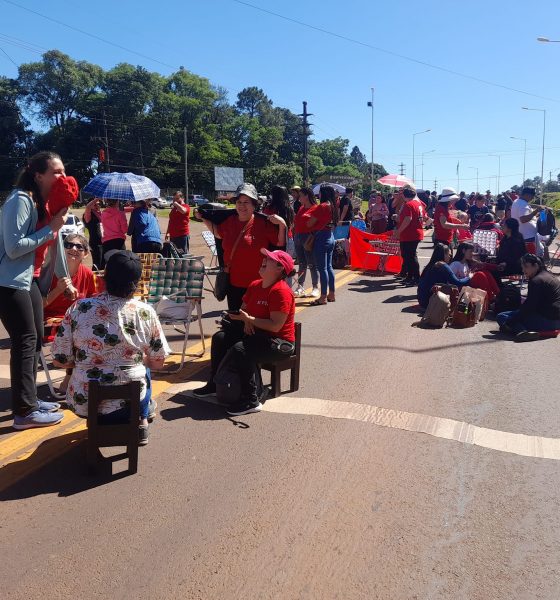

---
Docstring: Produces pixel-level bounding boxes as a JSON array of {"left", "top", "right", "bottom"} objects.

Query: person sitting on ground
[
  {"left": 474, "top": 213, "right": 504, "bottom": 242},
  {"left": 417, "top": 243, "right": 470, "bottom": 309},
  {"left": 193, "top": 249, "right": 296, "bottom": 416},
  {"left": 127, "top": 199, "right": 163, "bottom": 254},
  {"left": 493, "top": 218, "right": 526, "bottom": 278},
  {"left": 496, "top": 254, "right": 560, "bottom": 342},
  {"left": 449, "top": 242, "right": 500, "bottom": 302},
  {"left": 52, "top": 251, "right": 170, "bottom": 446}
]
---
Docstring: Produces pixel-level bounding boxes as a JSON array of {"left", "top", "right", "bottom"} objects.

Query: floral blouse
[{"left": 51, "top": 292, "right": 170, "bottom": 417}]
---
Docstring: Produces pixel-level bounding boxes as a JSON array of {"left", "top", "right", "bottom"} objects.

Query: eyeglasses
[{"left": 64, "top": 241, "right": 86, "bottom": 252}]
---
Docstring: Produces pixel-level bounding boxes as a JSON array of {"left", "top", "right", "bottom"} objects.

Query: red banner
[{"left": 350, "top": 228, "right": 403, "bottom": 274}]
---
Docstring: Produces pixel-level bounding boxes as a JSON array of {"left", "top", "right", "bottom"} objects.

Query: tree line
[{"left": 0, "top": 50, "right": 387, "bottom": 198}]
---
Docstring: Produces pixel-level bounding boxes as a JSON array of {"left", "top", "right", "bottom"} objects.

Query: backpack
[
  {"left": 332, "top": 239, "right": 349, "bottom": 269},
  {"left": 214, "top": 348, "right": 265, "bottom": 406},
  {"left": 419, "top": 291, "right": 451, "bottom": 328},
  {"left": 494, "top": 283, "right": 521, "bottom": 314}
]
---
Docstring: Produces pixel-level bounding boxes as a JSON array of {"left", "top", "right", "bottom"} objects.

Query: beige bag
[{"left": 458, "top": 286, "right": 488, "bottom": 322}]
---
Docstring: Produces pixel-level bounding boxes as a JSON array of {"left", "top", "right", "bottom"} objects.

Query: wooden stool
[
  {"left": 87, "top": 381, "right": 141, "bottom": 475},
  {"left": 260, "top": 323, "right": 302, "bottom": 399}
]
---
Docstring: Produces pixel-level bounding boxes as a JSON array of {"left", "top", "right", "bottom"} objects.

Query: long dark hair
[
  {"left": 421, "top": 243, "right": 449, "bottom": 276},
  {"left": 299, "top": 186, "right": 317, "bottom": 208},
  {"left": 521, "top": 253, "right": 545, "bottom": 273},
  {"left": 319, "top": 184, "right": 339, "bottom": 224},
  {"left": 14, "top": 151, "right": 61, "bottom": 222},
  {"left": 504, "top": 217, "right": 523, "bottom": 240},
  {"left": 452, "top": 242, "right": 474, "bottom": 264},
  {"left": 268, "top": 185, "right": 294, "bottom": 230}
]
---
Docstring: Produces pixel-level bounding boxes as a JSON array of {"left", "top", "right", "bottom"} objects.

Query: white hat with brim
[{"left": 439, "top": 187, "right": 459, "bottom": 203}]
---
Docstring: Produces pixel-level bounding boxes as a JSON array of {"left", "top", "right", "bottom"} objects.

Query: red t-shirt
[
  {"left": 398, "top": 199, "right": 424, "bottom": 242},
  {"left": 294, "top": 205, "right": 314, "bottom": 234},
  {"left": 305, "top": 202, "right": 332, "bottom": 232},
  {"left": 44, "top": 264, "right": 98, "bottom": 321},
  {"left": 168, "top": 202, "right": 190, "bottom": 237},
  {"left": 243, "top": 279, "right": 295, "bottom": 342},
  {"left": 217, "top": 215, "right": 279, "bottom": 288},
  {"left": 434, "top": 204, "right": 453, "bottom": 244}
]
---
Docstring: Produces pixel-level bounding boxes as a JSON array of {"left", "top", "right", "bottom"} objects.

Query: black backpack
[
  {"left": 214, "top": 348, "right": 265, "bottom": 406},
  {"left": 494, "top": 283, "right": 521, "bottom": 314},
  {"left": 332, "top": 239, "right": 349, "bottom": 269}
]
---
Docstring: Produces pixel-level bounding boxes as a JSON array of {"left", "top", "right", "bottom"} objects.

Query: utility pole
[
  {"left": 367, "top": 88, "right": 374, "bottom": 187},
  {"left": 398, "top": 162, "right": 406, "bottom": 176},
  {"left": 433, "top": 179, "right": 438, "bottom": 192},
  {"left": 299, "top": 101, "right": 313, "bottom": 186},
  {"left": 138, "top": 136, "right": 145, "bottom": 176},
  {"left": 102, "top": 109, "right": 110, "bottom": 172},
  {"left": 183, "top": 127, "right": 189, "bottom": 199}
]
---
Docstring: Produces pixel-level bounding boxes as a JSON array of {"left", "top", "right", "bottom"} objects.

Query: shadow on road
[
  {"left": 0, "top": 430, "right": 136, "bottom": 500},
  {"left": 382, "top": 294, "right": 417, "bottom": 304},
  {"left": 303, "top": 337, "right": 509, "bottom": 353},
  {"left": 161, "top": 395, "right": 251, "bottom": 429},
  {"left": 348, "top": 278, "right": 400, "bottom": 293}
]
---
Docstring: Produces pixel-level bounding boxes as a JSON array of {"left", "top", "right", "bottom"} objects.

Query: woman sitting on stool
[
  {"left": 193, "top": 249, "right": 296, "bottom": 416},
  {"left": 497, "top": 254, "right": 560, "bottom": 342}
]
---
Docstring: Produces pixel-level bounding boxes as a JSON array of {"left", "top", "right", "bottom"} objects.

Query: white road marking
[{"left": 262, "top": 396, "right": 560, "bottom": 461}]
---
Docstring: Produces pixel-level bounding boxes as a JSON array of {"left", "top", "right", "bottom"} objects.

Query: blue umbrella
[{"left": 83, "top": 172, "right": 160, "bottom": 202}]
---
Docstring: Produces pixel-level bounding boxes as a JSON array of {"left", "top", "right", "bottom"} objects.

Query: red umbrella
[{"left": 377, "top": 174, "right": 415, "bottom": 188}]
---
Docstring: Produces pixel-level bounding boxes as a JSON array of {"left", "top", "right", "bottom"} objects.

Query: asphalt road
[{"left": 0, "top": 222, "right": 559, "bottom": 600}]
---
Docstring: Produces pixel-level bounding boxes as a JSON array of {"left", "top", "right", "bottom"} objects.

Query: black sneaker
[
  {"left": 138, "top": 425, "right": 149, "bottom": 446},
  {"left": 226, "top": 401, "right": 262, "bottom": 416},
  {"left": 515, "top": 330, "right": 540, "bottom": 343},
  {"left": 192, "top": 382, "right": 216, "bottom": 398}
]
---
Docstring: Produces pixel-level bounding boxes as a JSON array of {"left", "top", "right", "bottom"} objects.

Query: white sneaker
[
  {"left": 310, "top": 287, "right": 320, "bottom": 298},
  {"left": 294, "top": 286, "right": 306, "bottom": 297}
]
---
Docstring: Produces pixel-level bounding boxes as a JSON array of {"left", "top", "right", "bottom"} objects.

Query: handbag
[
  {"left": 156, "top": 292, "right": 191, "bottom": 320},
  {"left": 213, "top": 216, "right": 254, "bottom": 301},
  {"left": 303, "top": 232, "right": 315, "bottom": 252}
]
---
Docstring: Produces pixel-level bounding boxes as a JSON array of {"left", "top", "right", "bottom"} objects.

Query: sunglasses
[{"left": 64, "top": 241, "right": 86, "bottom": 252}]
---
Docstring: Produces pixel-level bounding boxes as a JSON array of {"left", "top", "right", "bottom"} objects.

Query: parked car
[
  {"left": 188, "top": 194, "right": 209, "bottom": 206},
  {"left": 152, "top": 197, "right": 171, "bottom": 208},
  {"left": 60, "top": 213, "right": 85, "bottom": 238}
]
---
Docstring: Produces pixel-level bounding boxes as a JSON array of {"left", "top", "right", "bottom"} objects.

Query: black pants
[
  {"left": 89, "top": 237, "right": 104, "bottom": 270},
  {"left": 102, "top": 238, "right": 125, "bottom": 260},
  {"left": 136, "top": 241, "right": 163, "bottom": 254},
  {"left": 171, "top": 235, "right": 189, "bottom": 253},
  {"left": 0, "top": 281, "right": 43, "bottom": 416},
  {"left": 399, "top": 240, "right": 420, "bottom": 280},
  {"left": 210, "top": 327, "right": 289, "bottom": 403},
  {"left": 226, "top": 284, "right": 246, "bottom": 311}
]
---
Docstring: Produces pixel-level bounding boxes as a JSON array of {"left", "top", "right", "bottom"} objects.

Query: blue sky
[{"left": 1, "top": 0, "right": 560, "bottom": 192}]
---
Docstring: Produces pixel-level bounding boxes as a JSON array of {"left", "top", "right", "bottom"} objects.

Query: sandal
[
  {"left": 327, "top": 297, "right": 336, "bottom": 302},
  {"left": 309, "top": 298, "right": 327, "bottom": 306}
]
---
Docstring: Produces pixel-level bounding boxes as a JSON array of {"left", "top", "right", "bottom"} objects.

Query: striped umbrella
[
  {"left": 377, "top": 174, "right": 416, "bottom": 189},
  {"left": 83, "top": 172, "right": 160, "bottom": 201}
]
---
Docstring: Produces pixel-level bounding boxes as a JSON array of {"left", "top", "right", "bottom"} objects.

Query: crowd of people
[{"left": 0, "top": 151, "right": 558, "bottom": 440}]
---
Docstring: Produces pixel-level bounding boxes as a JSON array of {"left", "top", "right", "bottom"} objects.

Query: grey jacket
[{"left": 0, "top": 189, "right": 54, "bottom": 290}]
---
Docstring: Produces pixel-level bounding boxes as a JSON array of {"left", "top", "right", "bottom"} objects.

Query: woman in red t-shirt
[
  {"left": 434, "top": 190, "right": 470, "bottom": 246},
  {"left": 293, "top": 187, "right": 319, "bottom": 297},
  {"left": 193, "top": 249, "right": 296, "bottom": 416},
  {"left": 202, "top": 183, "right": 287, "bottom": 310},
  {"left": 165, "top": 191, "right": 191, "bottom": 252},
  {"left": 304, "top": 185, "right": 339, "bottom": 305}
]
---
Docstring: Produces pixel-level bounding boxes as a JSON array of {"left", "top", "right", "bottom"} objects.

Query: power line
[
  {"left": 232, "top": 0, "right": 560, "bottom": 104},
  {"left": 0, "top": 0, "right": 178, "bottom": 70},
  {"left": 0, "top": 45, "right": 18, "bottom": 67}
]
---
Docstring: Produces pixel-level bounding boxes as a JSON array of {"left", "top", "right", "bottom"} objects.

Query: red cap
[{"left": 260, "top": 248, "right": 294, "bottom": 274}]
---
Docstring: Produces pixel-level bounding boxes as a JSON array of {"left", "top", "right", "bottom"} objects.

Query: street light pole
[
  {"left": 468, "top": 167, "right": 479, "bottom": 192},
  {"left": 522, "top": 107, "right": 546, "bottom": 192},
  {"left": 537, "top": 37, "right": 560, "bottom": 42},
  {"left": 412, "top": 129, "right": 431, "bottom": 185},
  {"left": 489, "top": 154, "right": 501, "bottom": 195},
  {"left": 367, "top": 88, "right": 374, "bottom": 188},
  {"left": 421, "top": 149, "right": 435, "bottom": 190},
  {"left": 510, "top": 136, "right": 527, "bottom": 184}
]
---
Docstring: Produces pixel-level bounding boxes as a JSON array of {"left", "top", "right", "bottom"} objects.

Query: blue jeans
[
  {"left": 313, "top": 230, "right": 335, "bottom": 296},
  {"left": 496, "top": 310, "right": 560, "bottom": 334},
  {"left": 294, "top": 233, "right": 318, "bottom": 288},
  {"left": 96, "top": 368, "right": 151, "bottom": 424}
]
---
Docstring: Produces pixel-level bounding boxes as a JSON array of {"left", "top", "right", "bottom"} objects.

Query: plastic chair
[{"left": 145, "top": 257, "right": 206, "bottom": 372}]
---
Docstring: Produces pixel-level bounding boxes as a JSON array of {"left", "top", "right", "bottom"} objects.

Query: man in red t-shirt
[
  {"left": 394, "top": 185, "right": 424, "bottom": 284},
  {"left": 165, "top": 191, "right": 191, "bottom": 252}
]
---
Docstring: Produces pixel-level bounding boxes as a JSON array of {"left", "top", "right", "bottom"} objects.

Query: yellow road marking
[{"left": 0, "top": 270, "right": 361, "bottom": 474}]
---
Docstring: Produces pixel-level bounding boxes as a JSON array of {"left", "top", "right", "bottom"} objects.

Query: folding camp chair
[
  {"left": 146, "top": 257, "right": 206, "bottom": 373},
  {"left": 39, "top": 317, "right": 66, "bottom": 399},
  {"left": 136, "top": 253, "right": 162, "bottom": 300},
  {"left": 201, "top": 230, "right": 219, "bottom": 268}
]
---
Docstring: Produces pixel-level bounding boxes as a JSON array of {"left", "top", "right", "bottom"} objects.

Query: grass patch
[{"left": 543, "top": 192, "right": 560, "bottom": 216}]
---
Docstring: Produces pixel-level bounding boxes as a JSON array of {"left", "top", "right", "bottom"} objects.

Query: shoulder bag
[{"left": 214, "top": 216, "right": 253, "bottom": 301}]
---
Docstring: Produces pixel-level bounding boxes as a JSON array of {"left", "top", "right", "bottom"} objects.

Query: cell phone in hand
[{"left": 227, "top": 309, "right": 240, "bottom": 315}]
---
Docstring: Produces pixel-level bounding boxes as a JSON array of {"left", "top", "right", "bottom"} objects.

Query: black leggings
[
  {"left": 0, "top": 281, "right": 43, "bottom": 415},
  {"left": 210, "top": 327, "right": 291, "bottom": 403}
]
